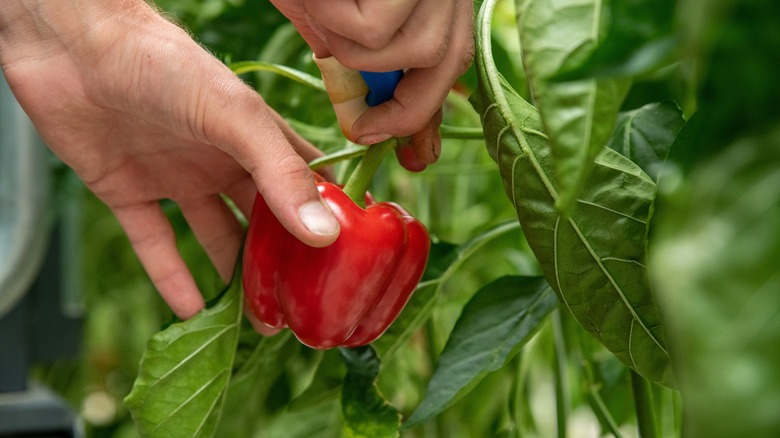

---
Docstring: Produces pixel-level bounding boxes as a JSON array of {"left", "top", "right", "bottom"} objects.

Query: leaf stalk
[
  {"left": 552, "top": 310, "right": 569, "bottom": 438},
  {"left": 631, "top": 371, "right": 658, "bottom": 438}
]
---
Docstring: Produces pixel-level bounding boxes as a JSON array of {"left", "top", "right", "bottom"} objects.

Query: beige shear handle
[{"left": 313, "top": 55, "right": 370, "bottom": 139}]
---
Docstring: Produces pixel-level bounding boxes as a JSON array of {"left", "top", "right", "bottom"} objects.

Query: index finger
[{"left": 303, "top": 0, "right": 420, "bottom": 50}]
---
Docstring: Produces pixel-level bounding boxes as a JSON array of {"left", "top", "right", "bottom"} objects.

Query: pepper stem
[{"left": 342, "top": 138, "right": 398, "bottom": 206}]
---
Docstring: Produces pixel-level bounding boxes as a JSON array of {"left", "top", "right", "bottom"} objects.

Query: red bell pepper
[{"left": 242, "top": 181, "right": 430, "bottom": 350}]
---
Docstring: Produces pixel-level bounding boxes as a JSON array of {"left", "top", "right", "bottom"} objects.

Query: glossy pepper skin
[{"left": 242, "top": 182, "right": 430, "bottom": 350}]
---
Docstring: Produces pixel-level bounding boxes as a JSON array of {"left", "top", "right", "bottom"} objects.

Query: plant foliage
[
  {"left": 472, "top": 0, "right": 674, "bottom": 387},
  {"left": 38, "top": 0, "right": 780, "bottom": 437}
]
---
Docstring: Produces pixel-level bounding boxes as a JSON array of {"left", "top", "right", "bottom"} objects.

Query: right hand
[
  {"left": 0, "top": 0, "right": 340, "bottom": 320},
  {"left": 270, "top": 0, "right": 475, "bottom": 171}
]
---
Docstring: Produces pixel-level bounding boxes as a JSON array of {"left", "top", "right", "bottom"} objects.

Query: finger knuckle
[
  {"left": 255, "top": 152, "right": 312, "bottom": 194},
  {"left": 277, "top": 152, "right": 310, "bottom": 179},
  {"left": 360, "top": 28, "right": 395, "bottom": 50},
  {"left": 413, "top": 37, "right": 448, "bottom": 67},
  {"left": 199, "top": 79, "right": 259, "bottom": 146}
]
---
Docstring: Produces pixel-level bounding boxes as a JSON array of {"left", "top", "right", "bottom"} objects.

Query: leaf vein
[
  {"left": 149, "top": 323, "right": 236, "bottom": 390},
  {"left": 553, "top": 216, "right": 575, "bottom": 316},
  {"left": 191, "top": 371, "right": 232, "bottom": 438},
  {"left": 601, "top": 257, "right": 646, "bottom": 268},
  {"left": 521, "top": 126, "right": 549, "bottom": 140},
  {"left": 567, "top": 216, "right": 668, "bottom": 355},
  {"left": 497, "top": 125, "right": 512, "bottom": 159},
  {"left": 628, "top": 319, "right": 639, "bottom": 371},
  {"left": 576, "top": 199, "right": 648, "bottom": 224},
  {"left": 151, "top": 370, "right": 229, "bottom": 434},
  {"left": 483, "top": 287, "right": 554, "bottom": 370}
]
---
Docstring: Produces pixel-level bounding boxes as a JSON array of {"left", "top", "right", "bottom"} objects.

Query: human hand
[
  {"left": 270, "top": 0, "right": 475, "bottom": 171},
  {"left": 0, "top": 0, "right": 339, "bottom": 321}
]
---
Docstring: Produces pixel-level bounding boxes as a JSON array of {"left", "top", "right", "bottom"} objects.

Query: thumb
[
  {"left": 202, "top": 79, "right": 340, "bottom": 247},
  {"left": 256, "top": 145, "right": 341, "bottom": 249}
]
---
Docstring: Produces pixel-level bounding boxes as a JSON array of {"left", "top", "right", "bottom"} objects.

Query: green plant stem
[
  {"left": 228, "top": 61, "right": 326, "bottom": 91},
  {"left": 577, "top": 336, "right": 624, "bottom": 437},
  {"left": 672, "top": 388, "right": 683, "bottom": 437},
  {"left": 581, "top": 361, "right": 624, "bottom": 438},
  {"left": 551, "top": 310, "right": 569, "bottom": 438},
  {"left": 510, "top": 349, "right": 537, "bottom": 437},
  {"left": 307, "top": 125, "right": 483, "bottom": 173},
  {"left": 424, "top": 318, "right": 447, "bottom": 437},
  {"left": 576, "top": 329, "right": 623, "bottom": 437},
  {"left": 439, "top": 124, "right": 484, "bottom": 139},
  {"left": 587, "top": 386, "right": 625, "bottom": 438},
  {"left": 307, "top": 145, "right": 366, "bottom": 170},
  {"left": 631, "top": 371, "right": 658, "bottom": 438},
  {"left": 342, "top": 138, "right": 398, "bottom": 206}
]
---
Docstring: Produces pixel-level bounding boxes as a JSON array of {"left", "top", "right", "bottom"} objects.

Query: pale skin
[{"left": 0, "top": 0, "right": 473, "bottom": 328}]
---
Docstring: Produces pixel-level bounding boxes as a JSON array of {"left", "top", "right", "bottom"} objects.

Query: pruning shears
[
  {"left": 358, "top": 70, "right": 403, "bottom": 107},
  {"left": 314, "top": 55, "right": 403, "bottom": 139}
]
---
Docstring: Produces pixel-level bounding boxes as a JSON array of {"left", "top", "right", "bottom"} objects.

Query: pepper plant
[{"left": 36, "top": 0, "right": 780, "bottom": 437}]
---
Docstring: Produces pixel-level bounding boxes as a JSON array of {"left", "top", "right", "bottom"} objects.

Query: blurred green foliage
[{"left": 31, "top": 0, "right": 780, "bottom": 436}]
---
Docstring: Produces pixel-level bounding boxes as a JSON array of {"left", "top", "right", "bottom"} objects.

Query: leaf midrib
[
  {"left": 148, "top": 324, "right": 235, "bottom": 390},
  {"left": 478, "top": 0, "right": 667, "bottom": 356},
  {"left": 151, "top": 370, "right": 229, "bottom": 434}
]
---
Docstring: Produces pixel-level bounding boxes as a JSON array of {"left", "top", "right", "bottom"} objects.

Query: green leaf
[
  {"left": 516, "top": 0, "right": 630, "bottom": 213},
  {"left": 289, "top": 349, "right": 347, "bottom": 412},
  {"left": 372, "top": 221, "right": 522, "bottom": 358},
  {"left": 651, "top": 128, "right": 780, "bottom": 437},
  {"left": 489, "top": 33, "right": 528, "bottom": 98},
  {"left": 555, "top": 0, "right": 678, "bottom": 80},
  {"left": 403, "top": 276, "right": 557, "bottom": 429},
  {"left": 340, "top": 346, "right": 401, "bottom": 438},
  {"left": 420, "top": 241, "right": 460, "bottom": 282},
  {"left": 607, "top": 101, "right": 685, "bottom": 181},
  {"left": 214, "top": 331, "right": 300, "bottom": 436},
  {"left": 124, "top": 268, "right": 243, "bottom": 438},
  {"left": 229, "top": 60, "right": 326, "bottom": 92},
  {"left": 472, "top": 0, "right": 673, "bottom": 387},
  {"left": 371, "top": 280, "right": 440, "bottom": 359}
]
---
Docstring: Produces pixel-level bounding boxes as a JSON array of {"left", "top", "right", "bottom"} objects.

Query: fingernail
[
  {"left": 433, "top": 139, "right": 442, "bottom": 159},
  {"left": 357, "top": 133, "right": 392, "bottom": 145},
  {"left": 299, "top": 201, "right": 340, "bottom": 236}
]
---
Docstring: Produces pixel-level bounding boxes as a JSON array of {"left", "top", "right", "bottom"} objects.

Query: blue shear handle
[{"left": 359, "top": 70, "right": 403, "bottom": 107}]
